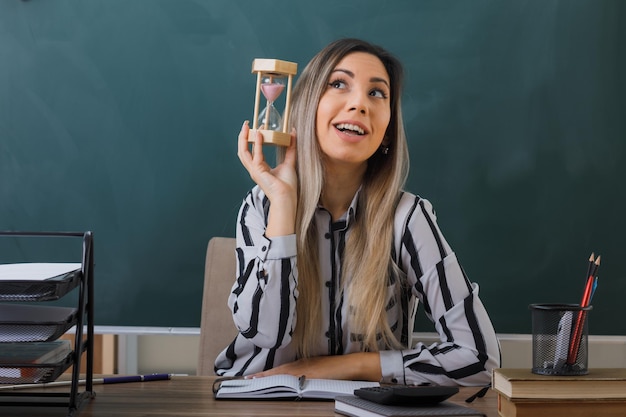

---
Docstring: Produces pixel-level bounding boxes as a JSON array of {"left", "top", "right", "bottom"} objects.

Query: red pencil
[{"left": 567, "top": 256, "right": 601, "bottom": 365}]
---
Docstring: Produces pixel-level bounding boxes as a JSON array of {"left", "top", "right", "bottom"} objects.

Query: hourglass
[{"left": 248, "top": 58, "right": 298, "bottom": 146}]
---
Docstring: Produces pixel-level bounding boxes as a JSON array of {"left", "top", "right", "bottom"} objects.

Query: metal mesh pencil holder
[{"left": 529, "top": 303, "right": 592, "bottom": 376}]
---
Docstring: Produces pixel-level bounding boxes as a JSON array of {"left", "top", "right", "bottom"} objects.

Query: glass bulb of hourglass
[
  {"left": 258, "top": 103, "right": 283, "bottom": 131},
  {"left": 258, "top": 79, "right": 285, "bottom": 131}
]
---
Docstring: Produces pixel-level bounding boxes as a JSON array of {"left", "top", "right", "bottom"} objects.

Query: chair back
[{"left": 197, "top": 237, "right": 238, "bottom": 375}]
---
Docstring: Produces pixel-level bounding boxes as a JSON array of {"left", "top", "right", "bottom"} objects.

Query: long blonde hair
[{"left": 283, "top": 38, "right": 410, "bottom": 358}]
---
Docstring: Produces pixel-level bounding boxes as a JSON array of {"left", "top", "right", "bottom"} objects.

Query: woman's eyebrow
[
  {"left": 331, "top": 69, "right": 390, "bottom": 88},
  {"left": 332, "top": 68, "right": 354, "bottom": 78},
  {"left": 370, "top": 76, "right": 390, "bottom": 88}
]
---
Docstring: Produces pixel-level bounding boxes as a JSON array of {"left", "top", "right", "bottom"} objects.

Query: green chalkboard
[{"left": 1, "top": 0, "right": 624, "bottom": 335}]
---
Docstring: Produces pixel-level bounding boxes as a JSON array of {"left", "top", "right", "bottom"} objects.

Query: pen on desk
[
  {"left": 465, "top": 383, "right": 490, "bottom": 403},
  {"left": 298, "top": 375, "right": 306, "bottom": 390},
  {"left": 0, "top": 373, "right": 183, "bottom": 391},
  {"left": 101, "top": 373, "right": 173, "bottom": 384}
]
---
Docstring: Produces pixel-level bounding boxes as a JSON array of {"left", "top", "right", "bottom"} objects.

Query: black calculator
[{"left": 354, "top": 385, "right": 459, "bottom": 405}]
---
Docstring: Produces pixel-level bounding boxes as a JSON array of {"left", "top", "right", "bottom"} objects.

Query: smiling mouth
[{"left": 335, "top": 123, "right": 366, "bottom": 135}]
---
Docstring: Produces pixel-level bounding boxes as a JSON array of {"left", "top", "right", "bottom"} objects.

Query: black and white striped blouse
[{"left": 215, "top": 186, "right": 500, "bottom": 386}]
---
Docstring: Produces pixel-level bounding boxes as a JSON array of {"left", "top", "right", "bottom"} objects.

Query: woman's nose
[{"left": 347, "top": 90, "right": 368, "bottom": 114}]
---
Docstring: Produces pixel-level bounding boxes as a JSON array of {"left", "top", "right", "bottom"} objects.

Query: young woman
[{"left": 215, "top": 38, "right": 500, "bottom": 386}]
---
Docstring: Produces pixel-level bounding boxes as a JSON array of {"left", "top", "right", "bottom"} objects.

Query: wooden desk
[{"left": 0, "top": 376, "right": 498, "bottom": 417}]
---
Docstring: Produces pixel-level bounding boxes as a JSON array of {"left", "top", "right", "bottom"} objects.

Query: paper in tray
[
  {"left": 0, "top": 352, "right": 73, "bottom": 384},
  {"left": 0, "top": 304, "right": 78, "bottom": 343},
  {"left": 0, "top": 263, "right": 82, "bottom": 302}
]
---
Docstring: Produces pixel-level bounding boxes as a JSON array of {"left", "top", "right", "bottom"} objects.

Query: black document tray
[
  {"left": 0, "top": 351, "right": 73, "bottom": 384},
  {"left": 0, "top": 304, "right": 78, "bottom": 342},
  {"left": 0, "top": 267, "right": 81, "bottom": 302}
]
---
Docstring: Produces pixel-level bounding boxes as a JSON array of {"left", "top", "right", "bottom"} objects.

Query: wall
[{"left": 1, "top": 1, "right": 625, "bottom": 334}]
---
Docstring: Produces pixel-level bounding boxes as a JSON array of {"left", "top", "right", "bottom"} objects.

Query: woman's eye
[
  {"left": 370, "top": 89, "right": 388, "bottom": 99},
  {"left": 329, "top": 80, "right": 346, "bottom": 89}
]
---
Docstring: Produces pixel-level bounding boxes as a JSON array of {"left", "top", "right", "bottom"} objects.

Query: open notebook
[{"left": 214, "top": 375, "right": 379, "bottom": 400}]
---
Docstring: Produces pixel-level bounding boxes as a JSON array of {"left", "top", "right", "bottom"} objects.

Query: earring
[{"left": 381, "top": 145, "right": 390, "bottom": 155}]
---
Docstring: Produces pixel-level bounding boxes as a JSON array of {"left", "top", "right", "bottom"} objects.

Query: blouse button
[
  {"left": 391, "top": 378, "right": 398, "bottom": 384},
  {"left": 324, "top": 233, "right": 331, "bottom": 239},
  {"left": 261, "top": 246, "right": 267, "bottom": 251},
  {"left": 325, "top": 281, "right": 331, "bottom": 287},
  {"left": 325, "top": 331, "right": 330, "bottom": 337}
]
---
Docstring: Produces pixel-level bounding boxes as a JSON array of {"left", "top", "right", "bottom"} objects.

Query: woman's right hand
[{"left": 237, "top": 121, "right": 297, "bottom": 236}]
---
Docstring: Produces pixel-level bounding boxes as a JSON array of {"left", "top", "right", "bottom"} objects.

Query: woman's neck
[{"left": 320, "top": 162, "right": 366, "bottom": 221}]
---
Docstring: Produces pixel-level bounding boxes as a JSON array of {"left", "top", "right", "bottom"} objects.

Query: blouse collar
[{"left": 316, "top": 187, "right": 361, "bottom": 231}]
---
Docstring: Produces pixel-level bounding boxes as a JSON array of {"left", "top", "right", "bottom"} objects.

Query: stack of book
[{"left": 492, "top": 368, "right": 626, "bottom": 417}]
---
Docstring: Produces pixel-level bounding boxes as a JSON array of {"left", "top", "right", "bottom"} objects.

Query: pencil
[
  {"left": 567, "top": 254, "right": 601, "bottom": 365},
  {"left": 592, "top": 255, "right": 601, "bottom": 277},
  {"left": 585, "top": 253, "right": 595, "bottom": 282}
]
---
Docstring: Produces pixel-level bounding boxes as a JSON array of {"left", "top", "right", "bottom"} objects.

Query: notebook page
[
  {"left": 217, "top": 375, "right": 299, "bottom": 397},
  {"left": 305, "top": 378, "right": 379, "bottom": 398}
]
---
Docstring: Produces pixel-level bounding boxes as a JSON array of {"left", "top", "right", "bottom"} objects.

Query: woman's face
[{"left": 315, "top": 52, "right": 391, "bottom": 168}]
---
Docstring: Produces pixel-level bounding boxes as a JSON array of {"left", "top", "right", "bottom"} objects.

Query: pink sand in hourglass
[{"left": 261, "top": 83, "right": 285, "bottom": 102}]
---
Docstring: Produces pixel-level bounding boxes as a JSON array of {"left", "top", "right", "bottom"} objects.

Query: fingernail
[{"left": 243, "top": 120, "right": 249, "bottom": 128}]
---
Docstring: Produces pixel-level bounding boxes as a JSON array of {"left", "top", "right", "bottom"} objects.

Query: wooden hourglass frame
[{"left": 248, "top": 58, "right": 298, "bottom": 146}]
